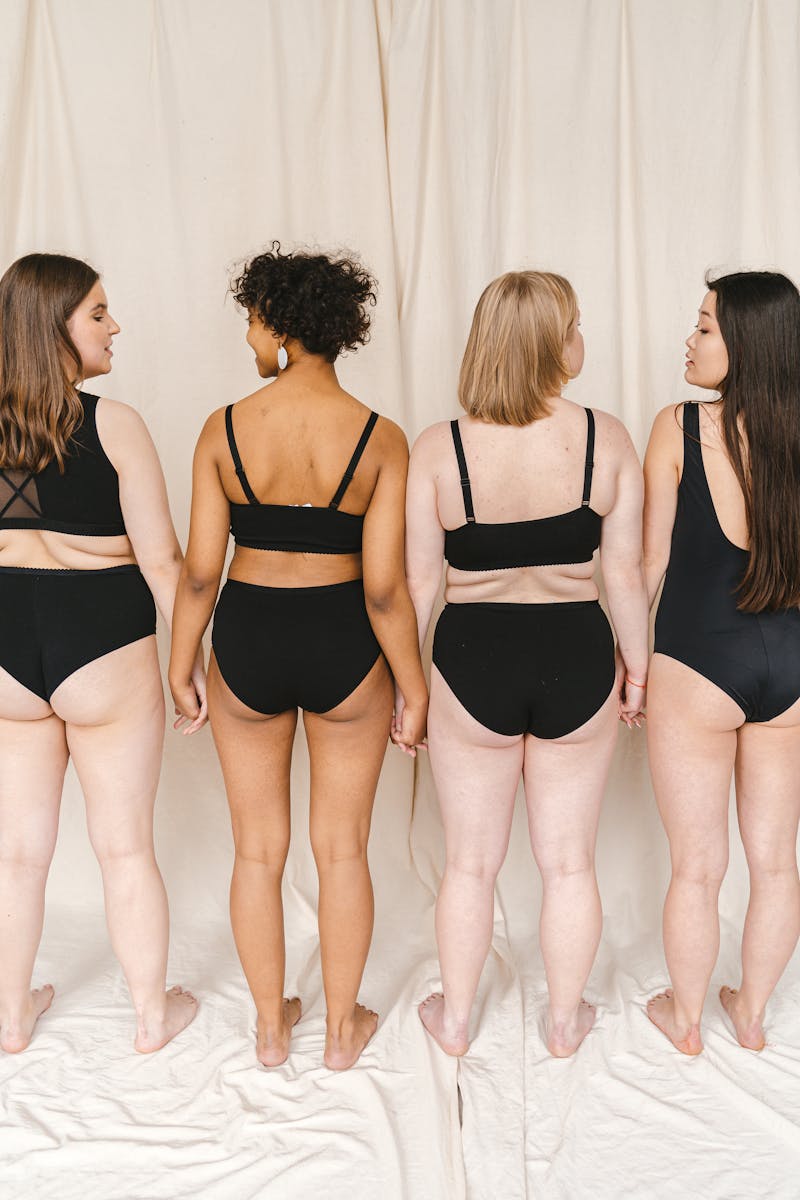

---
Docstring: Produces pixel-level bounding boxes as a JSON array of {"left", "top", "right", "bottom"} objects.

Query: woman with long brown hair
[
  {"left": 644, "top": 270, "right": 800, "bottom": 1054},
  {"left": 0, "top": 253, "right": 204, "bottom": 1053},
  {"left": 169, "top": 245, "right": 426, "bottom": 1070},
  {"left": 405, "top": 271, "right": 648, "bottom": 1058}
]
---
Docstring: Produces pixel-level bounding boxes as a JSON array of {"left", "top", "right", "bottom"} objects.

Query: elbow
[
  {"left": 140, "top": 546, "right": 183, "bottom": 578},
  {"left": 364, "top": 580, "right": 403, "bottom": 616}
]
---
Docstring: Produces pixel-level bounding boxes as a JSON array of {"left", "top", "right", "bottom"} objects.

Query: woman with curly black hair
[{"left": 170, "top": 245, "right": 427, "bottom": 1070}]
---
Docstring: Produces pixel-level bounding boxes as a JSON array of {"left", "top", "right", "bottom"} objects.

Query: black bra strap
[
  {"left": 0, "top": 470, "right": 40, "bottom": 518},
  {"left": 450, "top": 420, "right": 475, "bottom": 524},
  {"left": 224, "top": 405, "right": 259, "bottom": 506},
  {"left": 581, "top": 408, "right": 595, "bottom": 508},
  {"left": 330, "top": 411, "right": 379, "bottom": 510}
]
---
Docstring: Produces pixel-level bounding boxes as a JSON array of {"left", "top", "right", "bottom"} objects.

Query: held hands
[
  {"left": 615, "top": 646, "right": 646, "bottom": 729},
  {"left": 390, "top": 685, "right": 428, "bottom": 757},
  {"left": 169, "top": 649, "right": 208, "bottom": 735}
]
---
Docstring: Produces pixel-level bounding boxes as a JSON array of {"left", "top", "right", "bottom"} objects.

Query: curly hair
[{"left": 231, "top": 242, "right": 377, "bottom": 362}]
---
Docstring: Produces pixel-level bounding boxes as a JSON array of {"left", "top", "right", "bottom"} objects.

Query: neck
[{"left": 282, "top": 350, "right": 338, "bottom": 387}]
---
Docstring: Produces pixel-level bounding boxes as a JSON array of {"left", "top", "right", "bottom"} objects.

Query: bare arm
[
  {"left": 168, "top": 412, "right": 230, "bottom": 729},
  {"left": 405, "top": 426, "right": 446, "bottom": 649},
  {"left": 361, "top": 419, "right": 428, "bottom": 750},
  {"left": 99, "top": 397, "right": 207, "bottom": 730},
  {"left": 598, "top": 416, "right": 649, "bottom": 719},
  {"left": 643, "top": 405, "right": 682, "bottom": 608}
]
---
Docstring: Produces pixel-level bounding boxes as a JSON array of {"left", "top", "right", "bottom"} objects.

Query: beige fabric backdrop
[{"left": 1, "top": 2, "right": 799, "bottom": 1197}]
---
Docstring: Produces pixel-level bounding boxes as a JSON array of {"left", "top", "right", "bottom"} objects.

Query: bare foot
[
  {"left": 719, "top": 986, "right": 766, "bottom": 1051},
  {"left": 256, "top": 997, "right": 302, "bottom": 1067},
  {"left": 134, "top": 985, "right": 198, "bottom": 1053},
  {"left": 0, "top": 985, "right": 55, "bottom": 1053},
  {"left": 646, "top": 989, "right": 703, "bottom": 1055},
  {"left": 324, "top": 1003, "right": 378, "bottom": 1070},
  {"left": 546, "top": 999, "right": 596, "bottom": 1058},
  {"left": 418, "top": 992, "right": 469, "bottom": 1057}
]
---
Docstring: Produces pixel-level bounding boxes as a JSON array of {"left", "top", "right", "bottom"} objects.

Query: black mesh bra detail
[
  {"left": 0, "top": 393, "right": 126, "bottom": 536},
  {"left": 225, "top": 406, "right": 379, "bottom": 554},
  {"left": 444, "top": 408, "right": 602, "bottom": 571}
]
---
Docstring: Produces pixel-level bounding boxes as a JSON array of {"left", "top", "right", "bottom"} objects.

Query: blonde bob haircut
[{"left": 458, "top": 271, "right": 578, "bottom": 426}]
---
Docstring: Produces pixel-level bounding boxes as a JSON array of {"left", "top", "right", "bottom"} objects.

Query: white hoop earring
[{"left": 277, "top": 345, "right": 288, "bottom": 371}]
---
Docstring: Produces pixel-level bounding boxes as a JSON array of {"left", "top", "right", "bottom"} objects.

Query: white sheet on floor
[{"left": 1, "top": 2, "right": 800, "bottom": 1197}]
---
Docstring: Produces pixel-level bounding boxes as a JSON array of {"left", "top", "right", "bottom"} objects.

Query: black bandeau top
[
  {"left": 444, "top": 408, "right": 601, "bottom": 571},
  {"left": 0, "top": 392, "right": 126, "bottom": 536},
  {"left": 225, "top": 405, "right": 378, "bottom": 554}
]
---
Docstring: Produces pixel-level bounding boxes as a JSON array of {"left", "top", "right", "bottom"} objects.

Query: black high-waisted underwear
[
  {"left": 0, "top": 564, "right": 156, "bottom": 701},
  {"left": 432, "top": 599, "right": 615, "bottom": 738},
  {"left": 212, "top": 577, "right": 382, "bottom": 714}
]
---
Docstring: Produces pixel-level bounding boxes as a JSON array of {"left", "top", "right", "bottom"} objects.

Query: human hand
[
  {"left": 390, "top": 688, "right": 428, "bottom": 757},
  {"left": 169, "top": 650, "right": 208, "bottom": 735},
  {"left": 615, "top": 649, "right": 646, "bottom": 729}
]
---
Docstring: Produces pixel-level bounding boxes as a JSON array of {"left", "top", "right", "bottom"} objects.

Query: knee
[
  {"left": 0, "top": 840, "right": 55, "bottom": 874},
  {"left": 535, "top": 847, "right": 595, "bottom": 887},
  {"left": 745, "top": 844, "right": 799, "bottom": 883},
  {"left": 671, "top": 850, "right": 728, "bottom": 890},
  {"left": 445, "top": 851, "right": 504, "bottom": 887},
  {"left": 92, "top": 835, "right": 153, "bottom": 870},
  {"left": 233, "top": 839, "right": 290, "bottom": 874},
  {"left": 310, "top": 829, "right": 369, "bottom": 871}
]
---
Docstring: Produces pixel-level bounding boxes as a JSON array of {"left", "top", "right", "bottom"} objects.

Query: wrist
[{"left": 625, "top": 674, "right": 647, "bottom": 689}]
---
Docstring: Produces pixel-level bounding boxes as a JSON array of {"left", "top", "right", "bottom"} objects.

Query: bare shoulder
[
  {"left": 409, "top": 419, "right": 453, "bottom": 465},
  {"left": 586, "top": 406, "right": 639, "bottom": 463},
  {"left": 94, "top": 397, "right": 155, "bottom": 468},
  {"left": 647, "top": 403, "right": 686, "bottom": 452},
  {"left": 369, "top": 411, "right": 409, "bottom": 461},
  {"left": 95, "top": 395, "right": 149, "bottom": 436}
]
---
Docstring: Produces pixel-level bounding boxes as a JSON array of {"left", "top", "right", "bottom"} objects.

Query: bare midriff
[
  {"left": 227, "top": 544, "right": 363, "bottom": 588},
  {"left": 0, "top": 528, "right": 136, "bottom": 570},
  {"left": 444, "top": 558, "right": 599, "bottom": 605}
]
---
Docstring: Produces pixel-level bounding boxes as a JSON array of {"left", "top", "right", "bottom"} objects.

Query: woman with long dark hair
[
  {"left": 644, "top": 271, "right": 800, "bottom": 1054},
  {"left": 0, "top": 253, "right": 204, "bottom": 1053},
  {"left": 169, "top": 245, "right": 427, "bottom": 1070},
  {"left": 405, "top": 271, "right": 648, "bottom": 1058}
]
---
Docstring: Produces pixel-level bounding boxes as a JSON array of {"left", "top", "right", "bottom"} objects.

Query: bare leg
[
  {"left": 422, "top": 666, "right": 523, "bottom": 1056},
  {"left": 304, "top": 656, "right": 394, "bottom": 1070},
  {"left": 524, "top": 687, "right": 618, "bottom": 1057},
  {"left": 208, "top": 655, "right": 301, "bottom": 1067},
  {"left": 646, "top": 654, "right": 742, "bottom": 1054},
  {"left": 53, "top": 638, "right": 196, "bottom": 1052},
  {"left": 721, "top": 697, "right": 800, "bottom": 1049},
  {"left": 0, "top": 668, "right": 65, "bottom": 1052}
]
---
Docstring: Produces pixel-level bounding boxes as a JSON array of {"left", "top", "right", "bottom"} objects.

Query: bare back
[
  {"left": 212, "top": 377, "right": 388, "bottom": 588},
  {"left": 427, "top": 398, "right": 626, "bottom": 603}
]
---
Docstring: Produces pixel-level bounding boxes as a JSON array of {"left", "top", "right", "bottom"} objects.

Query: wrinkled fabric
[{"left": 1, "top": 1, "right": 799, "bottom": 1197}]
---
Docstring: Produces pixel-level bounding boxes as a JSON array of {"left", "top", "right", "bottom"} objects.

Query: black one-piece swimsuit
[{"left": 654, "top": 402, "right": 800, "bottom": 722}]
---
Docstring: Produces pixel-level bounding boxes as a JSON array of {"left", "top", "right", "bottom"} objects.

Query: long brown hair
[
  {"left": 0, "top": 253, "right": 99, "bottom": 472},
  {"left": 458, "top": 271, "right": 578, "bottom": 426},
  {"left": 707, "top": 270, "right": 800, "bottom": 611}
]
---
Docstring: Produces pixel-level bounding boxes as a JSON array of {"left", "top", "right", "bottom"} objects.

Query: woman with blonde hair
[
  {"left": 0, "top": 253, "right": 204, "bottom": 1053},
  {"left": 406, "top": 271, "right": 648, "bottom": 1057},
  {"left": 644, "top": 271, "right": 800, "bottom": 1055}
]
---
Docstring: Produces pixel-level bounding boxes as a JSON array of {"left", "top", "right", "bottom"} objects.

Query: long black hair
[{"left": 707, "top": 269, "right": 800, "bottom": 611}]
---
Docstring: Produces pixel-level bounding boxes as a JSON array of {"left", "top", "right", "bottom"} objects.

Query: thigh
[
  {"left": 52, "top": 637, "right": 166, "bottom": 855},
  {"left": 303, "top": 655, "right": 393, "bottom": 855},
  {"left": 0, "top": 666, "right": 67, "bottom": 860},
  {"left": 736, "top": 710, "right": 800, "bottom": 870},
  {"left": 208, "top": 652, "right": 297, "bottom": 854},
  {"left": 647, "top": 653, "right": 740, "bottom": 863},
  {"left": 523, "top": 685, "right": 617, "bottom": 869},
  {"left": 428, "top": 665, "right": 524, "bottom": 871}
]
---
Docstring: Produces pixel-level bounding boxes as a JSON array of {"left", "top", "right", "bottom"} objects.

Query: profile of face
[
  {"left": 564, "top": 311, "right": 584, "bottom": 378},
  {"left": 685, "top": 290, "right": 729, "bottom": 390},
  {"left": 65, "top": 280, "right": 120, "bottom": 381},
  {"left": 246, "top": 311, "right": 284, "bottom": 378}
]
